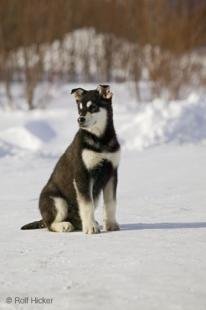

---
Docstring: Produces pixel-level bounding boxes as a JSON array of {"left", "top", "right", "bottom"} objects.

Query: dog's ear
[
  {"left": 97, "top": 84, "right": 113, "bottom": 100},
  {"left": 71, "top": 88, "right": 86, "bottom": 101}
]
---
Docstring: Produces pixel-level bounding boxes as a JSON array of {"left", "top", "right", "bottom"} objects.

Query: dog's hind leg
[
  {"left": 50, "top": 197, "right": 74, "bottom": 232},
  {"left": 40, "top": 195, "right": 74, "bottom": 232}
]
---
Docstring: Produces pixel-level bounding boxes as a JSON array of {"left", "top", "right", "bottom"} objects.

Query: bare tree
[{"left": 1, "top": 0, "right": 206, "bottom": 107}]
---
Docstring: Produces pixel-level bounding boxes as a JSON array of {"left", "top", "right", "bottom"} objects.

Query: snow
[
  {"left": 0, "top": 127, "right": 42, "bottom": 151},
  {"left": 118, "top": 93, "right": 206, "bottom": 151},
  {"left": 0, "top": 83, "right": 206, "bottom": 310}
]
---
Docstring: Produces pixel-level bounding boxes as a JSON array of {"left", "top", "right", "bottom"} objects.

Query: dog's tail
[{"left": 21, "top": 219, "right": 45, "bottom": 230}]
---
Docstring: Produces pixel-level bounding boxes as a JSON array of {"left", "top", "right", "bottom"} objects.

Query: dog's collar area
[
  {"left": 81, "top": 126, "right": 103, "bottom": 138},
  {"left": 82, "top": 131, "right": 120, "bottom": 153}
]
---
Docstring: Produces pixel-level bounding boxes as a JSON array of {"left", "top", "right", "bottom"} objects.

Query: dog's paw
[
  {"left": 83, "top": 221, "right": 101, "bottom": 234},
  {"left": 104, "top": 221, "right": 120, "bottom": 232},
  {"left": 50, "top": 221, "right": 74, "bottom": 232}
]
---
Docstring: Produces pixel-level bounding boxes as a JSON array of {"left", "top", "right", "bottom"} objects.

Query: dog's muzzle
[{"left": 78, "top": 116, "right": 86, "bottom": 126}]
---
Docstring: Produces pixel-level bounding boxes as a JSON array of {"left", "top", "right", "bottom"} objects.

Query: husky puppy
[{"left": 21, "top": 85, "right": 121, "bottom": 234}]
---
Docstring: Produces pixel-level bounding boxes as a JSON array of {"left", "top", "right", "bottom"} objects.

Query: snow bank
[
  {"left": 118, "top": 93, "right": 206, "bottom": 150},
  {"left": 25, "top": 120, "right": 56, "bottom": 143},
  {"left": 0, "top": 83, "right": 206, "bottom": 156},
  {"left": 0, "top": 139, "right": 16, "bottom": 157},
  {"left": 0, "top": 127, "right": 42, "bottom": 151}
]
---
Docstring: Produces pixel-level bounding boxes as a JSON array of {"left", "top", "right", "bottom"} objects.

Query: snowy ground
[{"left": 0, "top": 83, "right": 206, "bottom": 310}]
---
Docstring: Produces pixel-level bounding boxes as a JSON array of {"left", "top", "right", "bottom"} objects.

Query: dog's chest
[{"left": 82, "top": 149, "right": 120, "bottom": 170}]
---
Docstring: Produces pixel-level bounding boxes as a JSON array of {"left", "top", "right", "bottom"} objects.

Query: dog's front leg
[
  {"left": 103, "top": 170, "right": 120, "bottom": 231},
  {"left": 73, "top": 179, "right": 100, "bottom": 234}
]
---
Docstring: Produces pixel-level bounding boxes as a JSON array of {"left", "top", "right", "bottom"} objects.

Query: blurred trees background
[{"left": 0, "top": 0, "right": 206, "bottom": 108}]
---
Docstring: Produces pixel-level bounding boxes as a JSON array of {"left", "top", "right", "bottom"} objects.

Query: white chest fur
[{"left": 82, "top": 149, "right": 121, "bottom": 170}]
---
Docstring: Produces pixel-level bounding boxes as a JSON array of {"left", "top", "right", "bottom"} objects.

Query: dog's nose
[{"left": 78, "top": 116, "right": 85, "bottom": 125}]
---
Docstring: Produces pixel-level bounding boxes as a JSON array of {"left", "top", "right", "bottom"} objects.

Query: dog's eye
[{"left": 90, "top": 104, "right": 98, "bottom": 113}]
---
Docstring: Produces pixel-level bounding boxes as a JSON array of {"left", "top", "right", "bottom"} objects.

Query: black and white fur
[{"left": 21, "top": 85, "right": 121, "bottom": 234}]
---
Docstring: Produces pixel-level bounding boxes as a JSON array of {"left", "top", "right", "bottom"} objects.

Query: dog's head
[{"left": 71, "top": 85, "right": 113, "bottom": 136}]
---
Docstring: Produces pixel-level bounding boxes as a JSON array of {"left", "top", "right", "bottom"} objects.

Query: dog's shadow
[{"left": 120, "top": 222, "right": 206, "bottom": 231}]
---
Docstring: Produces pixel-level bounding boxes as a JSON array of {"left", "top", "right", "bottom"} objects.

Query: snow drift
[
  {"left": 0, "top": 84, "right": 206, "bottom": 156},
  {"left": 118, "top": 93, "right": 206, "bottom": 150}
]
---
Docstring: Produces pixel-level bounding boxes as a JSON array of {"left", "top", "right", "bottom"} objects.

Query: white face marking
[
  {"left": 86, "top": 101, "right": 92, "bottom": 108},
  {"left": 82, "top": 149, "right": 121, "bottom": 170},
  {"left": 79, "top": 102, "right": 83, "bottom": 110},
  {"left": 82, "top": 107, "right": 107, "bottom": 137}
]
